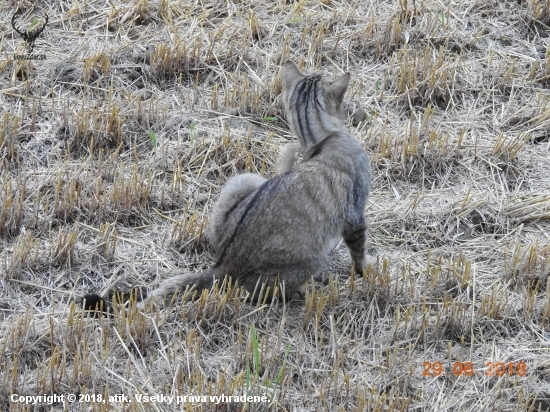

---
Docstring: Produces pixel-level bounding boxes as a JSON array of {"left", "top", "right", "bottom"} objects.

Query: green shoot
[
  {"left": 149, "top": 130, "right": 157, "bottom": 147},
  {"left": 274, "top": 343, "right": 291, "bottom": 385},
  {"left": 251, "top": 324, "right": 260, "bottom": 376},
  {"left": 190, "top": 123, "right": 195, "bottom": 142}
]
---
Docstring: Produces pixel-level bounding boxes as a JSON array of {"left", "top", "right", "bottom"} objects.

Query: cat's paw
[
  {"left": 354, "top": 255, "right": 378, "bottom": 274},
  {"left": 289, "top": 283, "right": 307, "bottom": 300}
]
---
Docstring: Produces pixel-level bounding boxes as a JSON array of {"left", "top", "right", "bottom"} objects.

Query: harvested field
[{"left": 1, "top": 0, "right": 550, "bottom": 410}]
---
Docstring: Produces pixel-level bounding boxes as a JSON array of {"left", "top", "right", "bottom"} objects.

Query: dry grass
[{"left": 1, "top": 0, "right": 550, "bottom": 410}]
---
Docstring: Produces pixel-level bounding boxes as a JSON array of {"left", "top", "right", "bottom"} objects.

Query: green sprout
[
  {"left": 149, "top": 130, "right": 157, "bottom": 147},
  {"left": 190, "top": 123, "right": 195, "bottom": 142}
]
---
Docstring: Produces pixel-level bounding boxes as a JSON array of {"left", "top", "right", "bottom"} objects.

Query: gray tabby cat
[{"left": 141, "top": 61, "right": 372, "bottom": 305}]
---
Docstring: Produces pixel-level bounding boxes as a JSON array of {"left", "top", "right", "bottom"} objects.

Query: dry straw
[{"left": 1, "top": 0, "right": 550, "bottom": 410}]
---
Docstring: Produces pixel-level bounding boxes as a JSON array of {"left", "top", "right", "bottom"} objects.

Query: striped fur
[
  {"left": 281, "top": 62, "right": 350, "bottom": 150},
  {"left": 140, "top": 61, "right": 372, "bottom": 305}
]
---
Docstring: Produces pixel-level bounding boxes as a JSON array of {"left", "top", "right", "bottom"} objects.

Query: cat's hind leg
[{"left": 209, "top": 173, "right": 267, "bottom": 248}]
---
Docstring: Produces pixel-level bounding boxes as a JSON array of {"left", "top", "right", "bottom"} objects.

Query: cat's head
[{"left": 281, "top": 61, "right": 350, "bottom": 148}]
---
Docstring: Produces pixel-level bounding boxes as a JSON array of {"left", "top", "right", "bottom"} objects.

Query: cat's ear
[
  {"left": 281, "top": 61, "right": 305, "bottom": 89},
  {"left": 328, "top": 72, "right": 350, "bottom": 104}
]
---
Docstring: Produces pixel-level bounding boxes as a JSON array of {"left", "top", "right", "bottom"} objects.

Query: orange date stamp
[{"left": 423, "top": 361, "right": 528, "bottom": 377}]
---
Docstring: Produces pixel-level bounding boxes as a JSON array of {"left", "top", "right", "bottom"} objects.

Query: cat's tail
[
  {"left": 142, "top": 266, "right": 221, "bottom": 305},
  {"left": 78, "top": 268, "right": 222, "bottom": 314}
]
